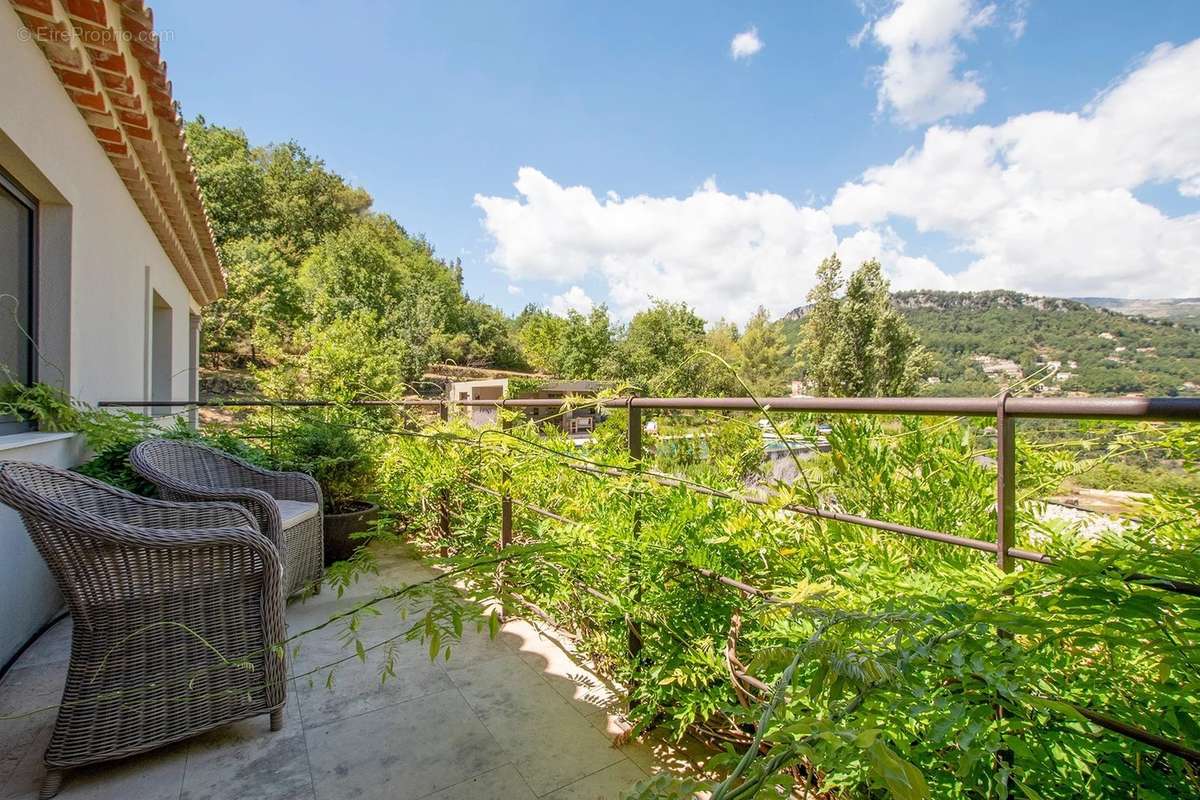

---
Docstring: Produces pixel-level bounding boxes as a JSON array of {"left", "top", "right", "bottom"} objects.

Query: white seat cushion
[{"left": 274, "top": 499, "right": 320, "bottom": 529}]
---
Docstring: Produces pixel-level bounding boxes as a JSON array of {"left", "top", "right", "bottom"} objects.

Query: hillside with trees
[{"left": 783, "top": 290, "right": 1200, "bottom": 397}]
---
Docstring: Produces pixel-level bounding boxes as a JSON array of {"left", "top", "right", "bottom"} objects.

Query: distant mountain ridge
[
  {"left": 780, "top": 289, "right": 1200, "bottom": 396},
  {"left": 1074, "top": 297, "right": 1200, "bottom": 325}
]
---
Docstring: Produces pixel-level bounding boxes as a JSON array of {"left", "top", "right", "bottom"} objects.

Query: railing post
[
  {"left": 627, "top": 399, "right": 642, "bottom": 462},
  {"left": 995, "top": 392, "right": 1016, "bottom": 573},
  {"left": 438, "top": 400, "right": 451, "bottom": 557},
  {"left": 497, "top": 401, "right": 513, "bottom": 617},
  {"left": 626, "top": 397, "right": 645, "bottom": 673},
  {"left": 438, "top": 491, "right": 451, "bottom": 559},
  {"left": 500, "top": 401, "right": 513, "bottom": 553}
]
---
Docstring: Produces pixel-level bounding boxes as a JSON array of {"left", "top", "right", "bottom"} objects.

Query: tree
[
  {"left": 261, "top": 141, "right": 373, "bottom": 265},
  {"left": 437, "top": 300, "right": 527, "bottom": 371},
  {"left": 558, "top": 307, "right": 614, "bottom": 379},
  {"left": 605, "top": 300, "right": 711, "bottom": 395},
  {"left": 800, "top": 255, "right": 931, "bottom": 396},
  {"left": 512, "top": 305, "right": 613, "bottom": 378},
  {"left": 299, "top": 215, "right": 460, "bottom": 330},
  {"left": 737, "top": 307, "right": 791, "bottom": 396},
  {"left": 185, "top": 117, "right": 267, "bottom": 244},
  {"left": 295, "top": 311, "right": 426, "bottom": 400},
  {"left": 298, "top": 215, "right": 466, "bottom": 388},
  {"left": 203, "top": 237, "right": 306, "bottom": 360},
  {"left": 515, "top": 307, "right": 569, "bottom": 374}
]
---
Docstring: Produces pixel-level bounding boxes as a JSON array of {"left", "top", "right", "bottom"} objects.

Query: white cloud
[
  {"left": 506, "top": 284, "right": 523, "bottom": 296},
  {"left": 832, "top": 39, "right": 1200, "bottom": 297},
  {"left": 476, "top": 170, "right": 846, "bottom": 322},
  {"left": 869, "top": 0, "right": 995, "bottom": 125},
  {"left": 475, "top": 38, "right": 1200, "bottom": 318},
  {"left": 730, "top": 26, "right": 764, "bottom": 60},
  {"left": 1008, "top": 0, "right": 1030, "bottom": 39},
  {"left": 548, "top": 286, "right": 595, "bottom": 317}
]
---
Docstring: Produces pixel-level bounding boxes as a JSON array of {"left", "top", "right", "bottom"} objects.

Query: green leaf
[{"left": 866, "top": 740, "right": 929, "bottom": 800}]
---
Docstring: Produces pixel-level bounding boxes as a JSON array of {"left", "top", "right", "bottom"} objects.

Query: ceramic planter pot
[{"left": 322, "top": 500, "right": 379, "bottom": 565}]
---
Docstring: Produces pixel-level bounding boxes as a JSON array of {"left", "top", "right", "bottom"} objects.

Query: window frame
[{"left": 0, "top": 166, "right": 39, "bottom": 435}]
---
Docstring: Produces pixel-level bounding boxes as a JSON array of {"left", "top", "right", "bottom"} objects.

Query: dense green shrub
[{"left": 272, "top": 415, "right": 374, "bottom": 512}]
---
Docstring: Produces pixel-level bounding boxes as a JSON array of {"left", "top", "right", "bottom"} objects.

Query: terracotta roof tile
[{"left": 7, "top": 0, "right": 224, "bottom": 303}]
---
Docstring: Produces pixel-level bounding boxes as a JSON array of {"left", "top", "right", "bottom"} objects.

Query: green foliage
[
  {"left": 605, "top": 300, "right": 740, "bottom": 395},
  {"left": 799, "top": 255, "right": 932, "bottom": 397},
  {"left": 184, "top": 117, "right": 268, "bottom": 244},
  {"left": 514, "top": 305, "right": 614, "bottom": 379},
  {"left": 513, "top": 305, "right": 569, "bottom": 374},
  {"left": 300, "top": 215, "right": 456, "bottom": 329},
  {"left": 291, "top": 216, "right": 507, "bottom": 394},
  {"left": 0, "top": 380, "right": 152, "bottom": 451},
  {"left": 504, "top": 377, "right": 545, "bottom": 399},
  {"left": 438, "top": 299, "right": 527, "bottom": 370},
  {"left": 0, "top": 380, "right": 83, "bottom": 433},
  {"left": 74, "top": 415, "right": 271, "bottom": 495},
  {"left": 731, "top": 308, "right": 791, "bottom": 396},
  {"left": 362, "top": 405, "right": 1200, "bottom": 799},
  {"left": 204, "top": 236, "right": 306, "bottom": 357},
  {"left": 261, "top": 141, "right": 373, "bottom": 266},
  {"left": 285, "top": 311, "right": 426, "bottom": 401}
]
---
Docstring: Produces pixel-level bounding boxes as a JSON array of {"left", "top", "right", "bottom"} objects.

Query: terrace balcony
[
  {"left": 2, "top": 392, "right": 1200, "bottom": 800},
  {"left": 0, "top": 540, "right": 709, "bottom": 800}
]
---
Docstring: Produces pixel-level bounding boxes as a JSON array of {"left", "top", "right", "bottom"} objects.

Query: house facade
[
  {"left": 0, "top": 0, "right": 223, "bottom": 666},
  {"left": 448, "top": 378, "right": 604, "bottom": 432}
]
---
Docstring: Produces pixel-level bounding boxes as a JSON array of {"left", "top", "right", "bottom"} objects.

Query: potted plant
[{"left": 279, "top": 417, "right": 377, "bottom": 565}]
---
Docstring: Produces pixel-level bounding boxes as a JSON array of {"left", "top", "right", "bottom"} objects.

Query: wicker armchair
[
  {"left": 129, "top": 439, "right": 324, "bottom": 598},
  {"left": 0, "top": 462, "right": 287, "bottom": 799}
]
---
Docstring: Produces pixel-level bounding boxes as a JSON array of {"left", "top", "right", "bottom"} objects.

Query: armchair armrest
[
  {"left": 161, "top": 485, "right": 286, "bottom": 554},
  {"left": 97, "top": 492, "right": 259, "bottom": 532}
]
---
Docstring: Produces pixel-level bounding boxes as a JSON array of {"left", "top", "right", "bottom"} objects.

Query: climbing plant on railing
[{"left": 357, "top": 401, "right": 1200, "bottom": 799}]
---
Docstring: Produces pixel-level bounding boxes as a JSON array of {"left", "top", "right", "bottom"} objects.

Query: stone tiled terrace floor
[{"left": 0, "top": 544, "right": 709, "bottom": 800}]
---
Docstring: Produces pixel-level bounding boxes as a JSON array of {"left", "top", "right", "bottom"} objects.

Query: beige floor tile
[
  {"left": 420, "top": 764, "right": 535, "bottom": 800},
  {"left": 448, "top": 656, "right": 625, "bottom": 795},
  {"left": 180, "top": 693, "right": 312, "bottom": 800},
  {"left": 541, "top": 759, "right": 649, "bottom": 800},
  {"left": 305, "top": 688, "right": 507, "bottom": 800}
]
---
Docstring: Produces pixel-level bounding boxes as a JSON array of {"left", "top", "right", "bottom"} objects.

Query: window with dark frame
[{"left": 0, "top": 170, "right": 37, "bottom": 435}]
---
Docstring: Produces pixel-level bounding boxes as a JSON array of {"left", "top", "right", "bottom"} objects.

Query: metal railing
[
  {"left": 103, "top": 393, "right": 1200, "bottom": 585},
  {"left": 100, "top": 393, "right": 1200, "bottom": 765}
]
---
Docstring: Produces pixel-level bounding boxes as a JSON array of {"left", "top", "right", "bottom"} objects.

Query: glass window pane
[{"left": 0, "top": 183, "right": 33, "bottom": 388}]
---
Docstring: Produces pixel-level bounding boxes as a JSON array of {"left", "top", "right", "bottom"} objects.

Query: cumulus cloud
[
  {"left": 832, "top": 39, "right": 1200, "bottom": 298},
  {"left": 475, "top": 38, "right": 1200, "bottom": 318},
  {"left": 730, "top": 27, "right": 764, "bottom": 60},
  {"left": 868, "top": 0, "right": 995, "bottom": 125},
  {"left": 548, "top": 286, "right": 595, "bottom": 317},
  {"left": 506, "top": 284, "right": 523, "bottom": 295},
  {"left": 474, "top": 170, "right": 939, "bottom": 322}
]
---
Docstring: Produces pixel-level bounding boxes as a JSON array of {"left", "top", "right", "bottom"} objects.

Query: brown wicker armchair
[
  {"left": 0, "top": 461, "right": 288, "bottom": 799},
  {"left": 129, "top": 439, "right": 324, "bottom": 598}
]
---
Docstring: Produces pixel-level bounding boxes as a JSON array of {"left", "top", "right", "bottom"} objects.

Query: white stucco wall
[
  {"left": 0, "top": 6, "right": 205, "bottom": 666},
  {"left": 0, "top": 6, "right": 199, "bottom": 405},
  {"left": 0, "top": 433, "right": 87, "bottom": 665}
]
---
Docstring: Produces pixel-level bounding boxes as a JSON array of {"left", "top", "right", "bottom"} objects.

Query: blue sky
[{"left": 153, "top": 1, "right": 1200, "bottom": 322}]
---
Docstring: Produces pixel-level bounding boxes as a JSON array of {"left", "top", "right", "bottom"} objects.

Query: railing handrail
[{"left": 100, "top": 394, "right": 1200, "bottom": 422}]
